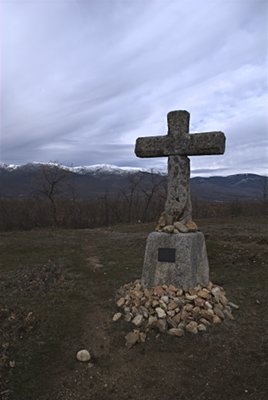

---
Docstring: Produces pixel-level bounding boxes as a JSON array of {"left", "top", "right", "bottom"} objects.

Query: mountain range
[{"left": 0, "top": 162, "right": 267, "bottom": 202}]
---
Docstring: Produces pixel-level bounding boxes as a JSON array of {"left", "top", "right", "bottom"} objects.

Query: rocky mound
[{"left": 113, "top": 280, "right": 238, "bottom": 348}]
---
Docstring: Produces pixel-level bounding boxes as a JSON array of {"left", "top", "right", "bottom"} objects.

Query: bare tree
[
  {"left": 36, "top": 163, "right": 70, "bottom": 226},
  {"left": 139, "top": 170, "right": 166, "bottom": 222},
  {"left": 120, "top": 173, "right": 143, "bottom": 223}
]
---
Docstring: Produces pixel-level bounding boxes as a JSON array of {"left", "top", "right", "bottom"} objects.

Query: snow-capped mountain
[
  {"left": 0, "top": 162, "right": 160, "bottom": 176},
  {"left": 0, "top": 162, "right": 267, "bottom": 201}
]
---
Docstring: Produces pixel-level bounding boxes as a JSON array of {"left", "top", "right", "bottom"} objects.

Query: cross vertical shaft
[{"left": 165, "top": 111, "right": 192, "bottom": 224}]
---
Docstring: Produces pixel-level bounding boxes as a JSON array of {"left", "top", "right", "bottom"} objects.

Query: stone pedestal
[{"left": 141, "top": 231, "right": 209, "bottom": 290}]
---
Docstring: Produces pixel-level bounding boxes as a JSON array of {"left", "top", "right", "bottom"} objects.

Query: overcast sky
[{"left": 1, "top": 0, "right": 267, "bottom": 176}]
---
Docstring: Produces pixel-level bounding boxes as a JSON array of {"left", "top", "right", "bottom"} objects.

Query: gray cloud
[{"left": 0, "top": 0, "right": 267, "bottom": 176}]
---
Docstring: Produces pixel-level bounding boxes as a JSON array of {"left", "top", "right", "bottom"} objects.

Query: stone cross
[{"left": 135, "top": 110, "right": 225, "bottom": 224}]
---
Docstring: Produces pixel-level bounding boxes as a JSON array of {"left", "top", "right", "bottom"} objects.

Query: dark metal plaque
[{"left": 158, "top": 248, "right": 176, "bottom": 263}]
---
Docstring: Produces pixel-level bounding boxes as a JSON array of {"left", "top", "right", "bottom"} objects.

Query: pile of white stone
[{"left": 113, "top": 279, "right": 238, "bottom": 348}]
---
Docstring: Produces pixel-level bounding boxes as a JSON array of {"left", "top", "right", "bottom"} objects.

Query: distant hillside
[{"left": 0, "top": 162, "right": 267, "bottom": 202}]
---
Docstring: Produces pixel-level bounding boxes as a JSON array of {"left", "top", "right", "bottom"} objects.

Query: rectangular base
[{"left": 141, "top": 231, "right": 209, "bottom": 290}]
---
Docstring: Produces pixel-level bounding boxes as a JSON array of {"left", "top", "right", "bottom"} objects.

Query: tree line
[{"left": 0, "top": 165, "right": 267, "bottom": 231}]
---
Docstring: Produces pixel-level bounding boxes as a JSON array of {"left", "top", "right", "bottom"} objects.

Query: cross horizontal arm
[{"left": 135, "top": 131, "right": 225, "bottom": 158}]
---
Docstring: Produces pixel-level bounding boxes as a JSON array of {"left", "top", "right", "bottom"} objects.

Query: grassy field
[{"left": 0, "top": 217, "right": 268, "bottom": 400}]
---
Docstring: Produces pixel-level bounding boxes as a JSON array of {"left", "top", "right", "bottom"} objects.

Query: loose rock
[
  {"left": 125, "top": 331, "right": 140, "bottom": 349},
  {"left": 155, "top": 307, "right": 166, "bottom": 319},
  {"left": 186, "top": 321, "right": 198, "bottom": 334},
  {"left": 168, "top": 328, "right": 184, "bottom": 337},
  {"left": 76, "top": 349, "right": 91, "bottom": 362},
  {"left": 112, "top": 312, "right": 122, "bottom": 322},
  {"left": 114, "top": 279, "right": 237, "bottom": 345}
]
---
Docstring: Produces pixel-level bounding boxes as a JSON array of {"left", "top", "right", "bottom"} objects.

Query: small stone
[
  {"left": 213, "top": 305, "right": 225, "bottom": 319},
  {"left": 167, "top": 310, "right": 175, "bottom": 317},
  {"left": 185, "top": 293, "right": 198, "bottom": 300},
  {"left": 125, "top": 331, "right": 140, "bottom": 349},
  {"left": 156, "top": 319, "right": 168, "bottom": 332},
  {"left": 9, "top": 360, "right": 16, "bottom": 368},
  {"left": 159, "top": 300, "right": 167, "bottom": 310},
  {"left": 167, "top": 316, "right": 177, "bottom": 328},
  {"left": 147, "top": 316, "right": 157, "bottom": 326},
  {"left": 155, "top": 307, "right": 166, "bottom": 318},
  {"left": 176, "top": 289, "right": 184, "bottom": 296},
  {"left": 158, "top": 212, "right": 167, "bottom": 227},
  {"left": 116, "top": 297, "right": 125, "bottom": 307},
  {"left": 185, "top": 220, "right": 198, "bottom": 231},
  {"left": 168, "top": 328, "right": 184, "bottom": 337},
  {"left": 132, "top": 290, "right": 143, "bottom": 299},
  {"left": 125, "top": 313, "right": 133, "bottom": 322},
  {"left": 154, "top": 286, "right": 164, "bottom": 296},
  {"left": 200, "top": 309, "right": 214, "bottom": 322},
  {"left": 219, "top": 294, "right": 228, "bottom": 305},
  {"left": 181, "top": 309, "right": 190, "bottom": 321},
  {"left": 206, "top": 281, "right": 213, "bottom": 291},
  {"left": 197, "top": 323, "right": 207, "bottom": 332},
  {"left": 132, "top": 314, "right": 143, "bottom": 326},
  {"left": 184, "top": 303, "right": 194, "bottom": 312},
  {"left": 204, "top": 301, "right": 212, "bottom": 309},
  {"left": 228, "top": 302, "right": 239, "bottom": 310},
  {"left": 152, "top": 300, "right": 159, "bottom": 308},
  {"left": 200, "top": 318, "right": 211, "bottom": 326},
  {"left": 132, "top": 306, "right": 139, "bottom": 316},
  {"left": 223, "top": 309, "right": 234, "bottom": 320},
  {"left": 134, "top": 281, "right": 142, "bottom": 291},
  {"left": 76, "top": 349, "right": 91, "bottom": 362},
  {"left": 112, "top": 312, "right": 122, "bottom": 322},
  {"left": 194, "top": 297, "right": 205, "bottom": 307},
  {"left": 163, "top": 224, "right": 174, "bottom": 233},
  {"left": 192, "top": 306, "right": 201, "bottom": 316},
  {"left": 211, "top": 287, "right": 221, "bottom": 297},
  {"left": 197, "top": 290, "right": 209, "bottom": 299},
  {"left": 188, "top": 288, "right": 198, "bottom": 296},
  {"left": 167, "top": 301, "right": 178, "bottom": 311},
  {"left": 161, "top": 295, "right": 169, "bottom": 304},
  {"left": 173, "top": 221, "right": 189, "bottom": 233},
  {"left": 185, "top": 321, "right": 198, "bottom": 334},
  {"left": 168, "top": 284, "right": 176, "bottom": 292},
  {"left": 172, "top": 313, "right": 181, "bottom": 325},
  {"left": 212, "top": 315, "right": 222, "bottom": 324},
  {"left": 144, "top": 288, "right": 152, "bottom": 298}
]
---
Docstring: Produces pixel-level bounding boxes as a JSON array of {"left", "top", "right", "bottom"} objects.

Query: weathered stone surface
[
  {"left": 141, "top": 232, "right": 209, "bottom": 290},
  {"left": 135, "top": 110, "right": 225, "bottom": 223}
]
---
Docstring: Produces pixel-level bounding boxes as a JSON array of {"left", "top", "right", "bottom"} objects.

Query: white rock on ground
[{"left": 76, "top": 349, "right": 91, "bottom": 362}]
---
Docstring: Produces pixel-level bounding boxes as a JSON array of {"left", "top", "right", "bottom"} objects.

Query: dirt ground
[{"left": 0, "top": 217, "right": 268, "bottom": 400}]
